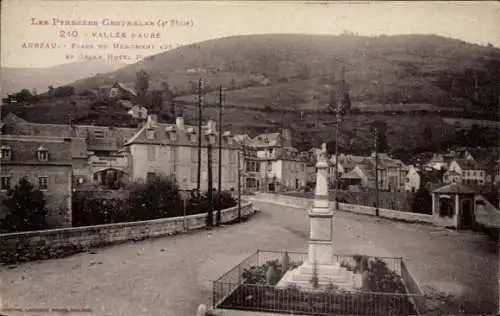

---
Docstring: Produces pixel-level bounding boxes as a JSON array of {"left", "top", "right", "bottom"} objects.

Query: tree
[
  {"left": 128, "top": 175, "right": 181, "bottom": 220},
  {"left": 1, "top": 177, "right": 47, "bottom": 232},
  {"left": 371, "top": 120, "right": 389, "bottom": 153},
  {"left": 16, "top": 89, "right": 33, "bottom": 103},
  {"left": 48, "top": 85, "right": 54, "bottom": 97},
  {"left": 135, "top": 69, "right": 150, "bottom": 102},
  {"left": 53, "top": 86, "right": 75, "bottom": 97},
  {"left": 150, "top": 89, "right": 163, "bottom": 113},
  {"left": 411, "top": 186, "right": 432, "bottom": 214}
]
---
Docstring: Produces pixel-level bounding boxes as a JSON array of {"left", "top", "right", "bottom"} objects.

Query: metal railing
[{"left": 213, "top": 250, "right": 424, "bottom": 315}]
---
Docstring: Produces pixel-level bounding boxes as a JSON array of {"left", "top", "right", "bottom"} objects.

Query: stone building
[
  {"left": 124, "top": 115, "right": 241, "bottom": 192},
  {"left": 234, "top": 129, "right": 307, "bottom": 192},
  {"left": 0, "top": 135, "right": 73, "bottom": 227}
]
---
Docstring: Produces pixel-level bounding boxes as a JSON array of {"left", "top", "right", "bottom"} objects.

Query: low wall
[
  {"left": 0, "top": 202, "right": 254, "bottom": 264},
  {"left": 252, "top": 193, "right": 434, "bottom": 224}
]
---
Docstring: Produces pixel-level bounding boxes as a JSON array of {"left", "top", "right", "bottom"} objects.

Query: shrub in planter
[
  {"left": 281, "top": 252, "right": 290, "bottom": 276},
  {"left": 266, "top": 265, "right": 278, "bottom": 285}
]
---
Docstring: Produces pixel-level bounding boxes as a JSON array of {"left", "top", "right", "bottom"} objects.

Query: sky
[{"left": 1, "top": 0, "right": 499, "bottom": 68}]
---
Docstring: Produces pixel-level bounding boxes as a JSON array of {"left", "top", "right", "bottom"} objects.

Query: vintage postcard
[{"left": 0, "top": 1, "right": 499, "bottom": 315}]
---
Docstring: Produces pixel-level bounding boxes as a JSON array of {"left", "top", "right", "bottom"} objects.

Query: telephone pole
[
  {"left": 217, "top": 85, "right": 223, "bottom": 226},
  {"left": 237, "top": 147, "right": 242, "bottom": 221},
  {"left": 197, "top": 78, "right": 203, "bottom": 191},
  {"left": 206, "top": 140, "right": 214, "bottom": 228},
  {"left": 334, "top": 65, "right": 346, "bottom": 210},
  {"left": 374, "top": 126, "right": 380, "bottom": 217}
]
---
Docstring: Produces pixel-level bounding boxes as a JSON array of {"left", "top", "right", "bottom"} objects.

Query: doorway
[{"left": 461, "top": 199, "right": 474, "bottom": 228}]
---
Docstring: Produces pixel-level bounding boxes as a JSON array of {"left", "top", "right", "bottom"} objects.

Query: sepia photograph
[{"left": 0, "top": 1, "right": 499, "bottom": 315}]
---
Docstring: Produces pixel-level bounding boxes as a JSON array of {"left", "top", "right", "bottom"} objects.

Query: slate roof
[
  {"left": 276, "top": 147, "right": 307, "bottom": 162},
  {"left": 0, "top": 135, "right": 72, "bottom": 165},
  {"left": 342, "top": 168, "right": 363, "bottom": 179},
  {"left": 251, "top": 133, "right": 281, "bottom": 147},
  {"left": 452, "top": 158, "right": 483, "bottom": 170},
  {"left": 233, "top": 134, "right": 253, "bottom": 146},
  {"left": 125, "top": 122, "right": 241, "bottom": 149},
  {"left": 433, "top": 183, "right": 476, "bottom": 194},
  {"left": 1, "top": 119, "right": 138, "bottom": 152}
]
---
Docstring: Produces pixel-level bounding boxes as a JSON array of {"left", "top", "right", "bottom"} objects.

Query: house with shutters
[
  {"left": 235, "top": 129, "right": 307, "bottom": 192},
  {"left": 0, "top": 135, "right": 73, "bottom": 228},
  {"left": 0, "top": 113, "right": 138, "bottom": 189},
  {"left": 444, "top": 159, "right": 487, "bottom": 186},
  {"left": 124, "top": 115, "right": 241, "bottom": 192}
]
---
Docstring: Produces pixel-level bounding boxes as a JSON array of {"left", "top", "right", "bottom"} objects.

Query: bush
[
  {"left": 72, "top": 180, "right": 238, "bottom": 226},
  {"left": 1, "top": 177, "right": 47, "bottom": 232},
  {"left": 128, "top": 176, "right": 181, "bottom": 220},
  {"left": 411, "top": 187, "right": 432, "bottom": 214}
]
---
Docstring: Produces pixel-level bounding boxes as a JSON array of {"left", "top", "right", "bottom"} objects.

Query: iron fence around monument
[{"left": 213, "top": 250, "right": 425, "bottom": 315}]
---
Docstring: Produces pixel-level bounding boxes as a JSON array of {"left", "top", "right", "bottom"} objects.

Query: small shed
[{"left": 432, "top": 183, "right": 476, "bottom": 229}]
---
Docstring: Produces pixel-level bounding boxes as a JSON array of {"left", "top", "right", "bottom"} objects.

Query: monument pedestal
[{"left": 277, "top": 261, "right": 362, "bottom": 291}]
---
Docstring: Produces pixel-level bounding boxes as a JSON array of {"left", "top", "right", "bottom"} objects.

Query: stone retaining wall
[
  {"left": 252, "top": 193, "right": 433, "bottom": 224},
  {"left": 0, "top": 202, "right": 254, "bottom": 264}
]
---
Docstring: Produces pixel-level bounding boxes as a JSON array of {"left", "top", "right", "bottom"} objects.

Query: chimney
[
  {"left": 207, "top": 119, "right": 216, "bottom": 134},
  {"left": 147, "top": 114, "right": 158, "bottom": 128},
  {"left": 281, "top": 128, "right": 292, "bottom": 148},
  {"left": 176, "top": 117, "right": 184, "bottom": 130}
]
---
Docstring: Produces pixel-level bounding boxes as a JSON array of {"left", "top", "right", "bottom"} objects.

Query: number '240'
[{"left": 59, "top": 30, "right": 78, "bottom": 38}]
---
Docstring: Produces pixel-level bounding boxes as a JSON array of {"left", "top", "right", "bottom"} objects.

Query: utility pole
[
  {"left": 374, "top": 126, "right": 380, "bottom": 217},
  {"left": 197, "top": 78, "right": 203, "bottom": 191},
  {"left": 207, "top": 140, "right": 214, "bottom": 228},
  {"left": 237, "top": 147, "right": 242, "bottom": 221},
  {"left": 334, "top": 65, "right": 346, "bottom": 210},
  {"left": 217, "top": 85, "right": 223, "bottom": 226}
]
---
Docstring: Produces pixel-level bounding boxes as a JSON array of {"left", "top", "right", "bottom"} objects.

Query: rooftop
[{"left": 433, "top": 183, "right": 476, "bottom": 194}]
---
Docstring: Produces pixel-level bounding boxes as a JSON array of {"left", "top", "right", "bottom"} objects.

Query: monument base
[{"left": 276, "top": 261, "right": 362, "bottom": 291}]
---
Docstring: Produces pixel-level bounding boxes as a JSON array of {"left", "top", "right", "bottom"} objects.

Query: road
[{"left": 0, "top": 201, "right": 498, "bottom": 315}]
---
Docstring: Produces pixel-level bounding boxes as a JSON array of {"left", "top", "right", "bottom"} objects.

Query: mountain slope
[
  {"left": 1, "top": 60, "right": 125, "bottom": 97},
  {"left": 70, "top": 34, "right": 500, "bottom": 112}
]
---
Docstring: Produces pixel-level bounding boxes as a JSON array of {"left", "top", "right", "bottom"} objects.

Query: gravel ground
[{"left": 1, "top": 201, "right": 498, "bottom": 316}]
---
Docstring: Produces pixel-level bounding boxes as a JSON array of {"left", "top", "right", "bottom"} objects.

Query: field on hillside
[
  {"left": 69, "top": 34, "right": 500, "bottom": 114},
  {"left": 178, "top": 104, "right": 454, "bottom": 154}
]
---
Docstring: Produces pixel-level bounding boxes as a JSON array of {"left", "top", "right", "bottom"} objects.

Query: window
[
  {"left": 37, "top": 146, "right": 48, "bottom": 161},
  {"left": 0, "top": 145, "right": 11, "bottom": 161},
  {"left": 146, "top": 172, "right": 156, "bottom": 182},
  {"left": 147, "top": 146, "right": 156, "bottom": 162},
  {"left": 191, "top": 148, "right": 197, "bottom": 163},
  {"left": 39, "top": 176, "right": 48, "bottom": 190},
  {"left": 1, "top": 176, "right": 11, "bottom": 191},
  {"left": 190, "top": 167, "right": 197, "bottom": 182}
]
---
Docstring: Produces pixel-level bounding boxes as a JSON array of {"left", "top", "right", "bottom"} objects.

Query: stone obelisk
[{"left": 277, "top": 143, "right": 361, "bottom": 290}]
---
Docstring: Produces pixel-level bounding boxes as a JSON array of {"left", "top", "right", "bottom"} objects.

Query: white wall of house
[
  {"left": 405, "top": 166, "right": 420, "bottom": 192},
  {"left": 129, "top": 143, "right": 239, "bottom": 192}
]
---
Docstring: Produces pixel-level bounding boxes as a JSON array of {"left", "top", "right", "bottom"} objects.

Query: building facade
[
  {"left": 1, "top": 113, "right": 138, "bottom": 189},
  {"left": 0, "top": 135, "right": 73, "bottom": 228},
  {"left": 125, "top": 115, "right": 241, "bottom": 192},
  {"left": 237, "top": 129, "right": 307, "bottom": 192},
  {"left": 444, "top": 159, "right": 486, "bottom": 186}
]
